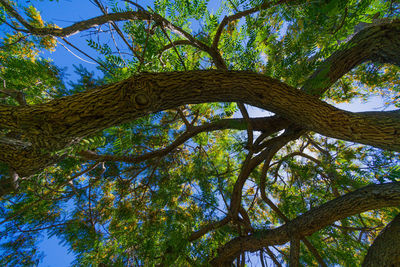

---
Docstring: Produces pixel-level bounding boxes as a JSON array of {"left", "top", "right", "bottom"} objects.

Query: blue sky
[
  {"left": 12, "top": 0, "right": 394, "bottom": 266},
  {"left": 33, "top": 1, "right": 219, "bottom": 266},
  {"left": 33, "top": 2, "right": 111, "bottom": 266}
]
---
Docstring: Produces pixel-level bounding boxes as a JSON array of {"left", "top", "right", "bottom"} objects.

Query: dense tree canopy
[{"left": 0, "top": 0, "right": 399, "bottom": 266}]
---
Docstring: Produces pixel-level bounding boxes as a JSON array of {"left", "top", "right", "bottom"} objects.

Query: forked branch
[{"left": 211, "top": 182, "right": 400, "bottom": 265}]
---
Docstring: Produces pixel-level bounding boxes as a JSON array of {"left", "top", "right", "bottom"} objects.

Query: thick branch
[
  {"left": 289, "top": 238, "right": 300, "bottom": 267},
  {"left": 211, "top": 182, "right": 400, "bottom": 265},
  {"left": 0, "top": 21, "right": 400, "bottom": 186},
  {"left": 1, "top": 70, "right": 400, "bottom": 177},
  {"left": 362, "top": 213, "right": 400, "bottom": 267},
  {"left": 302, "top": 19, "right": 400, "bottom": 95}
]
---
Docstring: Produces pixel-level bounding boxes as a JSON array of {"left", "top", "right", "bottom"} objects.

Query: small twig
[
  {"left": 158, "top": 39, "right": 198, "bottom": 54},
  {"left": 0, "top": 162, "right": 100, "bottom": 225},
  {"left": 212, "top": 0, "right": 294, "bottom": 49},
  {"left": 159, "top": 25, "right": 187, "bottom": 70},
  {"left": 331, "top": 6, "right": 348, "bottom": 34},
  {"left": 108, "top": 22, "right": 128, "bottom": 67},
  {"left": 0, "top": 35, "right": 27, "bottom": 49},
  {"left": 92, "top": 0, "right": 143, "bottom": 62},
  {"left": 124, "top": 0, "right": 145, "bottom": 11},
  {"left": 136, "top": 21, "right": 154, "bottom": 71},
  {"left": 60, "top": 38, "right": 114, "bottom": 74}
]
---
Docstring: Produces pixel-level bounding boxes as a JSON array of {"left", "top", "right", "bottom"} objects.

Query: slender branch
[
  {"left": 79, "top": 116, "right": 287, "bottom": 164},
  {"left": 0, "top": 162, "right": 100, "bottom": 225},
  {"left": 273, "top": 151, "right": 322, "bottom": 181},
  {"left": 0, "top": 34, "right": 27, "bottom": 49},
  {"left": 332, "top": 223, "right": 381, "bottom": 232},
  {"left": 0, "top": 0, "right": 32, "bottom": 30},
  {"left": 331, "top": 6, "right": 348, "bottom": 34},
  {"left": 124, "top": 0, "right": 145, "bottom": 11},
  {"left": 159, "top": 25, "right": 187, "bottom": 70},
  {"left": 108, "top": 22, "right": 128, "bottom": 67},
  {"left": 260, "top": 159, "right": 328, "bottom": 267},
  {"left": 211, "top": 182, "right": 400, "bottom": 265},
  {"left": 230, "top": 127, "right": 303, "bottom": 218},
  {"left": 14, "top": 221, "right": 73, "bottom": 233},
  {"left": 189, "top": 216, "right": 230, "bottom": 241},
  {"left": 265, "top": 247, "right": 282, "bottom": 267},
  {"left": 212, "top": 0, "right": 294, "bottom": 49},
  {"left": 92, "top": 0, "right": 143, "bottom": 63},
  {"left": 0, "top": 88, "right": 26, "bottom": 105},
  {"left": 159, "top": 40, "right": 198, "bottom": 54}
]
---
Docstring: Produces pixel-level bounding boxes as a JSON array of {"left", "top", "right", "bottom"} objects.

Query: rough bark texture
[
  {"left": 0, "top": 2, "right": 399, "bottom": 265},
  {"left": 302, "top": 20, "right": 400, "bottom": 95},
  {"left": 0, "top": 20, "right": 399, "bottom": 190},
  {"left": 1, "top": 71, "right": 399, "bottom": 178},
  {"left": 289, "top": 238, "right": 300, "bottom": 267},
  {"left": 210, "top": 183, "right": 400, "bottom": 265},
  {"left": 362, "top": 213, "right": 400, "bottom": 267}
]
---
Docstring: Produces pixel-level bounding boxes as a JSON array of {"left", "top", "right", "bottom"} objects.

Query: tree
[{"left": 0, "top": 0, "right": 399, "bottom": 265}]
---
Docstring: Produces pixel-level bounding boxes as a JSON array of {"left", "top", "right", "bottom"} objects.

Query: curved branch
[
  {"left": 1, "top": 70, "right": 400, "bottom": 177},
  {"left": 272, "top": 151, "right": 321, "bottom": 181},
  {"left": 212, "top": 0, "right": 295, "bottom": 49},
  {"left": 79, "top": 116, "right": 289, "bottom": 163},
  {"left": 230, "top": 127, "right": 304, "bottom": 217},
  {"left": 159, "top": 40, "right": 198, "bottom": 54},
  {"left": 0, "top": 0, "right": 209, "bottom": 52},
  {"left": 362, "top": 213, "right": 400, "bottom": 266},
  {"left": 302, "top": 19, "right": 400, "bottom": 95},
  {"left": 211, "top": 182, "right": 400, "bottom": 265},
  {"left": 1, "top": 21, "right": 400, "bottom": 182},
  {"left": 189, "top": 216, "right": 230, "bottom": 242}
]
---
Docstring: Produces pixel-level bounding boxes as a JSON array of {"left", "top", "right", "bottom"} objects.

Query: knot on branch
[
  {"left": 131, "top": 77, "right": 156, "bottom": 110},
  {"left": 132, "top": 93, "right": 150, "bottom": 108}
]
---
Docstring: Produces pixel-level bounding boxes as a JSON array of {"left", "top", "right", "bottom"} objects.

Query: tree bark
[
  {"left": 210, "top": 182, "right": 400, "bottom": 265},
  {"left": 362, "top": 213, "right": 400, "bottom": 267},
  {"left": 0, "top": 12, "right": 398, "bottom": 194},
  {"left": 1, "top": 71, "right": 399, "bottom": 178},
  {"left": 289, "top": 238, "right": 300, "bottom": 267}
]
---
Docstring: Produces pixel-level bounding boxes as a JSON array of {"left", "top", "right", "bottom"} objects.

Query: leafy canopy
[{"left": 0, "top": 0, "right": 399, "bottom": 266}]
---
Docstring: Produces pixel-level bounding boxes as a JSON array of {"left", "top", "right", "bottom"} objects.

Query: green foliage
[
  {"left": 0, "top": 56, "right": 62, "bottom": 105},
  {"left": 0, "top": 0, "right": 399, "bottom": 266}
]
